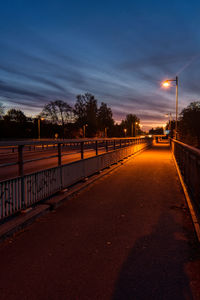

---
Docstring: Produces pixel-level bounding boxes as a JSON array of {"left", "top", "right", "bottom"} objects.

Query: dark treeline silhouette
[
  {"left": 0, "top": 98, "right": 199, "bottom": 148},
  {"left": 149, "top": 127, "right": 164, "bottom": 135},
  {"left": 0, "top": 94, "right": 142, "bottom": 140},
  {"left": 164, "top": 101, "right": 200, "bottom": 148},
  {"left": 178, "top": 102, "right": 200, "bottom": 148}
]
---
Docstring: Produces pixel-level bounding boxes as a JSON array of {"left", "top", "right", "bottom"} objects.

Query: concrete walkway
[{"left": 0, "top": 143, "right": 200, "bottom": 300}]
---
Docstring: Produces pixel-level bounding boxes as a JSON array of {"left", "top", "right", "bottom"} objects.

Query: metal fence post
[
  {"left": 18, "top": 145, "right": 25, "bottom": 206},
  {"left": 95, "top": 141, "right": 98, "bottom": 156},
  {"left": 18, "top": 145, "right": 24, "bottom": 177},
  {"left": 113, "top": 140, "right": 116, "bottom": 150},
  {"left": 58, "top": 143, "right": 61, "bottom": 166},
  {"left": 57, "top": 143, "right": 63, "bottom": 189},
  {"left": 81, "top": 142, "right": 84, "bottom": 159},
  {"left": 120, "top": 139, "right": 122, "bottom": 148},
  {"left": 106, "top": 140, "right": 108, "bottom": 152}
]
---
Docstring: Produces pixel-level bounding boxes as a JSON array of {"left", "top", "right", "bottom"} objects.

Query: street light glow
[{"left": 162, "top": 81, "right": 170, "bottom": 87}]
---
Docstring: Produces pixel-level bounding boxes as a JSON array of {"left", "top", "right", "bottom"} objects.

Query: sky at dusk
[{"left": 1, "top": 0, "right": 200, "bottom": 130}]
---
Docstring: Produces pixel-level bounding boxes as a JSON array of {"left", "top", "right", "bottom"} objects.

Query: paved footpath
[{"left": 0, "top": 144, "right": 200, "bottom": 300}]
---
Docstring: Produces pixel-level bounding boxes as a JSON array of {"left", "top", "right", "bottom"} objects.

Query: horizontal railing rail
[
  {"left": 0, "top": 137, "right": 147, "bottom": 177},
  {"left": 0, "top": 137, "right": 152, "bottom": 221},
  {"left": 171, "top": 139, "right": 200, "bottom": 214}
]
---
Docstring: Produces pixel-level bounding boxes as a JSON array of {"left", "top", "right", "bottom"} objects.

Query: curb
[
  {"left": 0, "top": 204, "right": 50, "bottom": 242},
  {"left": 172, "top": 152, "right": 200, "bottom": 243}
]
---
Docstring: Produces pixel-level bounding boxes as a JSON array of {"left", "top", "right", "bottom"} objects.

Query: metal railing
[
  {"left": 0, "top": 138, "right": 147, "bottom": 178},
  {"left": 171, "top": 139, "right": 200, "bottom": 214},
  {"left": 0, "top": 137, "right": 152, "bottom": 221}
]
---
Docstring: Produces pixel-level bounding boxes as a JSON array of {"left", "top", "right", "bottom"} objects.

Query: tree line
[
  {"left": 149, "top": 101, "right": 200, "bottom": 148},
  {"left": 0, "top": 93, "right": 142, "bottom": 139},
  {"left": 0, "top": 95, "right": 200, "bottom": 148}
]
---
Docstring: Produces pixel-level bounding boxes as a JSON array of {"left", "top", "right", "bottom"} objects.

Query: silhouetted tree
[
  {"left": 2, "top": 109, "right": 28, "bottom": 138},
  {"left": 97, "top": 102, "right": 114, "bottom": 136},
  {"left": 149, "top": 127, "right": 164, "bottom": 135},
  {"left": 41, "top": 100, "right": 72, "bottom": 138},
  {"left": 4, "top": 109, "right": 27, "bottom": 123},
  {"left": 179, "top": 101, "right": 200, "bottom": 148},
  {"left": 122, "top": 114, "right": 140, "bottom": 136},
  {"left": 74, "top": 93, "right": 98, "bottom": 137}
]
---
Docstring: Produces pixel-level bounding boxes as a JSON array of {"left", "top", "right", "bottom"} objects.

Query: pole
[
  {"left": 131, "top": 122, "right": 133, "bottom": 137},
  {"left": 81, "top": 142, "right": 84, "bottom": 159},
  {"left": 105, "top": 140, "right": 108, "bottom": 152},
  {"left": 95, "top": 140, "right": 98, "bottom": 156},
  {"left": 113, "top": 140, "right": 116, "bottom": 150},
  {"left": 18, "top": 145, "right": 25, "bottom": 206},
  {"left": 58, "top": 143, "right": 61, "bottom": 166},
  {"left": 38, "top": 119, "right": 40, "bottom": 139},
  {"left": 175, "top": 76, "right": 178, "bottom": 139},
  {"left": 18, "top": 145, "right": 24, "bottom": 177},
  {"left": 83, "top": 125, "right": 85, "bottom": 138}
]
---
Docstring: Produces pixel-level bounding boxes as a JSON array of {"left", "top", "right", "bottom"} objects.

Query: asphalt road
[{"left": 0, "top": 144, "right": 199, "bottom": 299}]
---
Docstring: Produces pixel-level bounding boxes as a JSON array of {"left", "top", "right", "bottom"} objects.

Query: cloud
[
  {"left": 0, "top": 64, "right": 67, "bottom": 93},
  {"left": 0, "top": 80, "right": 46, "bottom": 99}
]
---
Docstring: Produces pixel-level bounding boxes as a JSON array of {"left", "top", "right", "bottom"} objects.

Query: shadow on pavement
[{"left": 112, "top": 213, "right": 194, "bottom": 300}]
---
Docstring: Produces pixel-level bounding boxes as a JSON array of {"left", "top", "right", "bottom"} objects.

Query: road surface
[{"left": 0, "top": 143, "right": 199, "bottom": 299}]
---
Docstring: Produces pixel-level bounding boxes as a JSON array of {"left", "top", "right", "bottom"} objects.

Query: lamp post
[
  {"left": 162, "top": 76, "right": 178, "bottom": 139},
  {"left": 135, "top": 122, "right": 138, "bottom": 137},
  {"left": 105, "top": 127, "right": 107, "bottom": 138},
  {"left": 83, "top": 124, "right": 88, "bottom": 138},
  {"left": 38, "top": 117, "right": 44, "bottom": 139},
  {"left": 124, "top": 128, "right": 127, "bottom": 137}
]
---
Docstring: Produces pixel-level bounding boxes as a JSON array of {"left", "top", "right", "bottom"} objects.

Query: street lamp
[
  {"left": 162, "top": 76, "right": 178, "bottom": 139},
  {"left": 38, "top": 117, "right": 44, "bottom": 139},
  {"left": 83, "top": 124, "right": 88, "bottom": 138},
  {"left": 124, "top": 128, "right": 127, "bottom": 137}
]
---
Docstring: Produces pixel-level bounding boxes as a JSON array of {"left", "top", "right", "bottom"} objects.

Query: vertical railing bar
[
  {"left": 81, "top": 142, "right": 84, "bottom": 159},
  {"left": 18, "top": 145, "right": 25, "bottom": 208},
  {"left": 106, "top": 140, "right": 108, "bottom": 152},
  {"left": 95, "top": 141, "right": 98, "bottom": 156}
]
